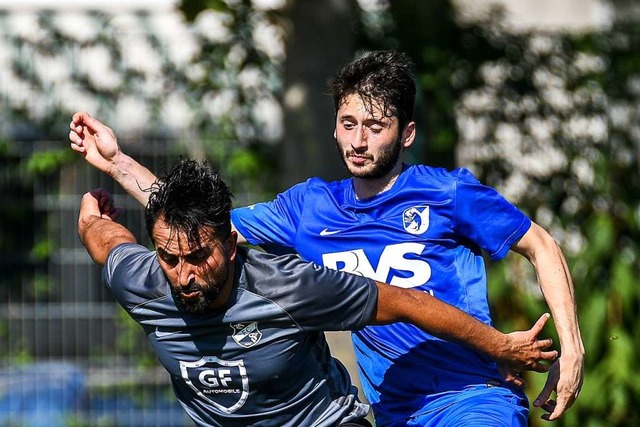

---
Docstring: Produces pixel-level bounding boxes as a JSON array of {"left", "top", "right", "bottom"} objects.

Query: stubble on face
[
  {"left": 154, "top": 221, "right": 232, "bottom": 315},
  {"left": 170, "top": 245, "right": 230, "bottom": 315},
  {"left": 336, "top": 134, "right": 403, "bottom": 180},
  {"left": 334, "top": 94, "right": 405, "bottom": 180}
]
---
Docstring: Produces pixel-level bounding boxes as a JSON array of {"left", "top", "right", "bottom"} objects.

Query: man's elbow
[
  {"left": 80, "top": 225, "right": 135, "bottom": 267},
  {"left": 87, "top": 250, "right": 108, "bottom": 267}
]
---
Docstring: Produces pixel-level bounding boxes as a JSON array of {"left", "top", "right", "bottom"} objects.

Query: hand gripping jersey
[
  {"left": 103, "top": 244, "right": 376, "bottom": 427},
  {"left": 231, "top": 165, "right": 532, "bottom": 425}
]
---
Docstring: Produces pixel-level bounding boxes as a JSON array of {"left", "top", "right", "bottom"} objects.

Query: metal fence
[{"left": 0, "top": 139, "right": 196, "bottom": 426}]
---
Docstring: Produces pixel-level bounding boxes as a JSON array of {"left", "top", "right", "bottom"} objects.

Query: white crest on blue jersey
[
  {"left": 180, "top": 356, "right": 249, "bottom": 414},
  {"left": 402, "top": 205, "right": 430, "bottom": 235},
  {"left": 231, "top": 322, "right": 262, "bottom": 348}
]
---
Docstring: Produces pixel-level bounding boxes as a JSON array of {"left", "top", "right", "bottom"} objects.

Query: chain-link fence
[{"left": 1, "top": 138, "right": 197, "bottom": 426}]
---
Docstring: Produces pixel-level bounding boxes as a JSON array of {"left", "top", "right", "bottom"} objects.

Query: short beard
[
  {"left": 336, "top": 134, "right": 403, "bottom": 180},
  {"left": 172, "top": 258, "right": 230, "bottom": 315},
  {"left": 173, "top": 279, "right": 225, "bottom": 315}
]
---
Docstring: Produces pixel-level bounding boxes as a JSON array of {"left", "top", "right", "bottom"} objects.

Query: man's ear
[
  {"left": 401, "top": 121, "right": 416, "bottom": 148},
  {"left": 227, "top": 230, "right": 238, "bottom": 261}
]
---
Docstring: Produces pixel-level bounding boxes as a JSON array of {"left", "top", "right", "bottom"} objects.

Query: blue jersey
[
  {"left": 231, "top": 164, "right": 532, "bottom": 425},
  {"left": 104, "top": 244, "right": 376, "bottom": 426}
]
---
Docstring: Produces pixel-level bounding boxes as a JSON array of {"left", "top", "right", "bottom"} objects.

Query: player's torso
[
  {"left": 133, "top": 280, "right": 341, "bottom": 424},
  {"left": 289, "top": 167, "right": 513, "bottom": 422},
  {"left": 294, "top": 169, "right": 489, "bottom": 317}
]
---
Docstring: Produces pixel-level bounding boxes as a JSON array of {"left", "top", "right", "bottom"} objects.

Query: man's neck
[
  {"left": 211, "top": 261, "right": 237, "bottom": 310},
  {"left": 352, "top": 164, "right": 403, "bottom": 200}
]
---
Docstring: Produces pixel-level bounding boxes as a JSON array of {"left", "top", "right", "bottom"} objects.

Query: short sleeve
[
  {"left": 231, "top": 181, "right": 309, "bottom": 248},
  {"left": 453, "top": 168, "right": 531, "bottom": 260},
  {"left": 103, "top": 243, "right": 163, "bottom": 310},
  {"left": 243, "top": 252, "right": 378, "bottom": 332}
]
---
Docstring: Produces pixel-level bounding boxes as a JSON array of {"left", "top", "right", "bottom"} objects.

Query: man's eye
[
  {"left": 187, "top": 251, "right": 208, "bottom": 263},
  {"left": 342, "top": 122, "right": 355, "bottom": 130},
  {"left": 160, "top": 252, "right": 178, "bottom": 265}
]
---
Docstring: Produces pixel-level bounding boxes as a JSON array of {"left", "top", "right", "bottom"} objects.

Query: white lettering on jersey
[
  {"left": 322, "top": 242, "right": 431, "bottom": 289},
  {"left": 199, "top": 369, "right": 232, "bottom": 388},
  {"left": 180, "top": 356, "right": 248, "bottom": 413}
]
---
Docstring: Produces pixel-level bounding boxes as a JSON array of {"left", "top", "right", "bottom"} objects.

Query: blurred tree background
[
  {"left": 179, "top": 1, "right": 640, "bottom": 425},
  {"left": 0, "top": 0, "right": 639, "bottom": 425},
  {"left": 358, "top": 1, "right": 640, "bottom": 426}
]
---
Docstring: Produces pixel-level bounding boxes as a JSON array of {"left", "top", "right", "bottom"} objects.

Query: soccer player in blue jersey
[
  {"left": 70, "top": 50, "right": 583, "bottom": 426},
  {"left": 232, "top": 52, "right": 584, "bottom": 425},
  {"left": 78, "top": 158, "right": 556, "bottom": 427}
]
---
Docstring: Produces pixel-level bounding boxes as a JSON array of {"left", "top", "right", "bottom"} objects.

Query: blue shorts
[{"left": 385, "top": 386, "right": 529, "bottom": 427}]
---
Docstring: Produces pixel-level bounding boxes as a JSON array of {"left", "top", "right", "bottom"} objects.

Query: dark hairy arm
[{"left": 372, "top": 281, "right": 557, "bottom": 376}]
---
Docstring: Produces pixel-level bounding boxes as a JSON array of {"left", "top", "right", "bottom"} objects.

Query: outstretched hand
[
  {"left": 69, "top": 112, "right": 120, "bottom": 174},
  {"left": 497, "top": 313, "right": 558, "bottom": 388}
]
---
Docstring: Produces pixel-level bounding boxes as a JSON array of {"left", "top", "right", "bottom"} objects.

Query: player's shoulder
[
  {"left": 286, "top": 176, "right": 349, "bottom": 202},
  {"left": 241, "top": 247, "right": 312, "bottom": 277},
  {"left": 406, "top": 164, "right": 480, "bottom": 185},
  {"left": 105, "top": 243, "right": 169, "bottom": 303},
  {"left": 238, "top": 247, "right": 321, "bottom": 294},
  {"left": 107, "top": 242, "right": 155, "bottom": 269}
]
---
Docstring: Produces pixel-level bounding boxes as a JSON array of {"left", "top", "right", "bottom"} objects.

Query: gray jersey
[{"left": 103, "top": 244, "right": 377, "bottom": 427}]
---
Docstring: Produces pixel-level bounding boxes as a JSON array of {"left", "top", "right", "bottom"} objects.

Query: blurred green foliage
[
  {"left": 0, "top": 141, "right": 56, "bottom": 303},
  {"left": 482, "top": 27, "right": 639, "bottom": 427},
  {"left": 1, "top": 2, "right": 639, "bottom": 425},
  {"left": 26, "top": 149, "right": 75, "bottom": 176},
  {"left": 1, "top": 3, "right": 280, "bottom": 361},
  {"left": 360, "top": 1, "right": 640, "bottom": 425}
]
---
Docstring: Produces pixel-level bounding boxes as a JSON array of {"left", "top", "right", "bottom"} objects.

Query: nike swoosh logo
[
  {"left": 320, "top": 228, "right": 341, "bottom": 236},
  {"left": 155, "top": 327, "right": 181, "bottom": 338}
]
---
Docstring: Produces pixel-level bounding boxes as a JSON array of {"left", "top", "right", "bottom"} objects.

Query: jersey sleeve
[
  {"left": 231, "top": 181, "right": 308, "bottom": 248},
  {"left": 244, "top": 252, "right": 378, "bottom": 332},
  {"left": 453, "top": 168, "right": 531, "bottom": 260},
  {"left": 103, "top": 243, "right": 162, "bottom": 311}
]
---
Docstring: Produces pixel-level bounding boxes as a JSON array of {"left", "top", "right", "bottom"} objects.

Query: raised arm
[
  {"left": 78, "top": 188, "right": 136, "bottom": 266},
  {"left": 372, "top": 281, "right": 558, "bottom": 382},
  {"left": 69, "top": 112, "right": 157, "bottom": 206},
  {"left": 512, "top": 222, "right": 584, "bottom": 421}
]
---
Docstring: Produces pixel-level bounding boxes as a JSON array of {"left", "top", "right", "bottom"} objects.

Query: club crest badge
[
  {"left": 231, "top": 322, "right": 262, "bottom": 348},
  {"left": 180, "top": 356, "right": 249, "bottom": 414},
  {"left": 402, "top": 205, "right": 430, "bottom": 235}
]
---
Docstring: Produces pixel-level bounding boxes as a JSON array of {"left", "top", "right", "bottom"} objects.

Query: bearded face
[
  {"left": 152, "top": 219, "right": 236, "bottom": 314},
  {"left": 334, "top": 93, "right": 406, "bottom": 180}
]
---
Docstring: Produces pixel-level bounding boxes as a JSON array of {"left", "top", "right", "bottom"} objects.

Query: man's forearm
[
  {"left": 536, "top": 242, "right": 584, "bottom": 357},
  {"left": 78, "top": 212, "right": 135, "bottom": 266},
  {"left": 109, "top": 152, "right": 157, "bottom": 206},
  {"left": 514, "top": 223, "right": 584, "bottom": 357},
  {"left": 78, "top": 189, "right": 136, "bottom": 266},
  {"left": 372, "top": 282, "right": 546, "bottom": 366}
]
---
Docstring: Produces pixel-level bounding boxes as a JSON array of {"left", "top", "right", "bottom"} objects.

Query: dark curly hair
[
  {"left": 145, "top": 158, "right": 234, "bottom": 246},
  {"left": 329, "top": 50, "right": 416, "bottom": 131}
]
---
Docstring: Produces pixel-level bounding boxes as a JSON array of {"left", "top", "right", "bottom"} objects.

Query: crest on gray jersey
[
  {"left": 231, "top": 322, "right": 262, "bottom": 348},
  {"left": 180, "top": 356, "right": 249, "bottom": 414}
]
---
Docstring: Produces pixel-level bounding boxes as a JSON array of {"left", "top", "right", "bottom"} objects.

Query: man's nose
[
  {"left": 351, "top": 126, "right": 368, "bottom": 150},
  {"left": 177, "top": 261, "right": 195, "bottom": 286}
]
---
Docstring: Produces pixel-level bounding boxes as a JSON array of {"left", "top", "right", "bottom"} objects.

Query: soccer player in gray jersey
[{"left": 78, "top": 158, "right": 556, "bottom": 427}]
